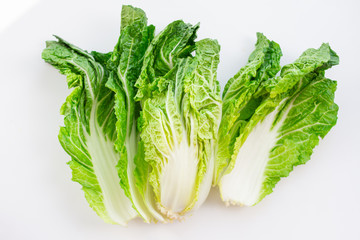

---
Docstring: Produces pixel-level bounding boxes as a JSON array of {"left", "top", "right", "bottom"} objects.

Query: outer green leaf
[
  {"left": 138, "top": 39, "right": 221, "bottom": 219},
  {"left": 132, "top": 19, "right": 200, "bottom": 221},
  {"left": 214, "top": 33, "right": 282, "bottom": 184},
  {"left": 42, "top": 37, "right": 137, "bottom": 225},
  {"left": 219, "top": 44, "right": 339, "bottom": 206},
  {"left": 106, "top": 5, "right": 165, "bottom": 223}
]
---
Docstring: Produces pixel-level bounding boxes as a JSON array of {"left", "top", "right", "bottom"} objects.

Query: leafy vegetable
[
  {"left": 214, "top": 33, "right": 283, "bottom": 184},
  {"left": 42, "top": 5, "right": 158, "bottom": 225},
  {"left": 135, "top": 22, "right": 222, "bottom": 218},
  {"left": 42, "top": 37, "right": 137, "bottom": 224},
  {"left": 42, "top": 4, "right": 339, "bottom": 224},
  {"left": 105, "top": 6, "right": 167, "bottom": 223},
  {"left": 218, "top": 42, "right": 339, "bottom": 206}
]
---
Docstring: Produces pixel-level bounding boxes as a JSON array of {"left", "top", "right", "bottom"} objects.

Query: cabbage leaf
[
  {"left": 218, "top": 42, "right": 339, "bottom": 206},
  {"left": 215, "top": 33, "right": 282, "bottom": 184},
  {"left": 135, "top": 23, "right": 222, "bottom": 218},
  {"left": 42, "top": 37, "right": 137, "bottom": 224}
]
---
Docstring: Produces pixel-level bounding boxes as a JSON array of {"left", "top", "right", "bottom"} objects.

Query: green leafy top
[
  {"left": 262, "top": 43, "right": 339, "bottom": 97},
  {"left": 135, "top": 20, "right": 199, "bottom": 101}
]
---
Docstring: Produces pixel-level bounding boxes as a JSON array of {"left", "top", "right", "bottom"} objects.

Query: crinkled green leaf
[
  {"left": 135, "top": 20, "right": 199, "bottom": 101},
  {"left": 106, "top": 5, "right": 165, "bottom": 223},
  {"left": 219, "top": 43, "right": 339, "bottom": 206},
  {"left": 214, "top": 33, "right": 282, "bottom": 184},
  {"left": 264, "top": 43, "right": 339, "bottom": 97},
  {"left": 42, "top": 37, "right": 137, "bottom": 225},
  {"left": 138, "top": 39, "right": 221, "bottom": 219}
]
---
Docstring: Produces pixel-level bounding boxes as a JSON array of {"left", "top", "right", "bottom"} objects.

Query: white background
[{"left": 1, "top": 0, "right": 359, "bottom": 239}]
